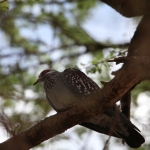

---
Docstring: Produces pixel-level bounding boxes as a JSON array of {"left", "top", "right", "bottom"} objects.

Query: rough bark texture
[
  {"left": 1, "top": 4, "right": 150, "bottom": 150},
  {"left": 101, "top": 0, "right": 150, "bottom": 17},
  {"left": 128, "top": 14, "right": 150, "bottom": 57}
]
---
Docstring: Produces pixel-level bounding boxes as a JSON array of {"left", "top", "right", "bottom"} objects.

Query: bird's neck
[{"left": 44, "top": 72, "right": 59, "bottom": 89}]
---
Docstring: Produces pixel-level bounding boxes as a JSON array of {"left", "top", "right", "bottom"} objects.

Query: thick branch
[
  {"left": 101, "top": 0, "right": 150, "bottom": 17},
  {"left": 128, "top": 14, "right": 150, "bottom": 57}
]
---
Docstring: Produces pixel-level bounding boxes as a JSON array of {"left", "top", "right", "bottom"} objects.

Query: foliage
[{"left": 0, "top": 0, "right": 149, "bottom": 150}]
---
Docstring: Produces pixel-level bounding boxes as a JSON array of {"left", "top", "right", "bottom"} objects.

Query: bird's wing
[
  {"left": 60, "top": 68, "right": 99, "bottom": 99},
  {"left": 80, "top": 112, "right": 119, "bottom": 137}
]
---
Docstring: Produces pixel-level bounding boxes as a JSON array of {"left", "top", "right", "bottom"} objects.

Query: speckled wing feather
[{"left": 60, "top": 68, "right": 99, "bottom": 99}]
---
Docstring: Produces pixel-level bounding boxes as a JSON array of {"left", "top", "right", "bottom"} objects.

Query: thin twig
[{"left": 103, "top": 136, "right": 111, "bottom": 150}]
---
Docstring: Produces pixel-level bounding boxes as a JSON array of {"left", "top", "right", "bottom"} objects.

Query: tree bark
[{"left": 101, "top": 0, "right": 150, "bottom": 17}]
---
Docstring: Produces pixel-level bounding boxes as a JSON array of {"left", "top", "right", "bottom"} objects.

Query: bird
[{"left": 34, "top": 68, "right": 145, "bottom": 148}]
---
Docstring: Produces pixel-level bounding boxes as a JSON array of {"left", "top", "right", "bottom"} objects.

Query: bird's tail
[
  {"left": 116, "top": 124, "right": 145, "bottom": 148},
  {"left": 80, "top": 106, "right": 145, "bottom": 149}
]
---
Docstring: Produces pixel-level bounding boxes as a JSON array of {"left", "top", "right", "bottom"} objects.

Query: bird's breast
[{"left": 45, "top": 76, "right": 80, "bottom": 111}]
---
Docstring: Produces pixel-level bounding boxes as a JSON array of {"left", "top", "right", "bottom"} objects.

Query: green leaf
[{"left": 0, "top": 1, "right": 9, "bottom": 12}]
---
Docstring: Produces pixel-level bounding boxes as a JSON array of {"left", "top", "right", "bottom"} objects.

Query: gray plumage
[{"left": 34, "top": 68, "right": 145, "bottom": 148}]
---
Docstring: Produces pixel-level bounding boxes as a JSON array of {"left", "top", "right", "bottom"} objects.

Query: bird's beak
[{"left": 33, "top": 79, "right": 40, "bottom": 85}]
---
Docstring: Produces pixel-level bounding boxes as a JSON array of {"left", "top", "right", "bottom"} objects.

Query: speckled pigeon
[{"left": 34, "top": 68, "right": 145, "bottom": 148}]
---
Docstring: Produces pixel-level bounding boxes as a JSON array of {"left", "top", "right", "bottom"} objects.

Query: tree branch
[{"left": 101, "top": 0, "right": 150, "bottom": 17}]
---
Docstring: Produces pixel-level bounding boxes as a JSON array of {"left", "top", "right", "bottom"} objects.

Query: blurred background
[{"left": 0, "top": 0, "right": 150, "bottom": 150}]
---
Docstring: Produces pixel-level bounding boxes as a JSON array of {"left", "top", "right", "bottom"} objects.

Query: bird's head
[{"left": 33, "top": 69, "right": 54, "bottom": 85}]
